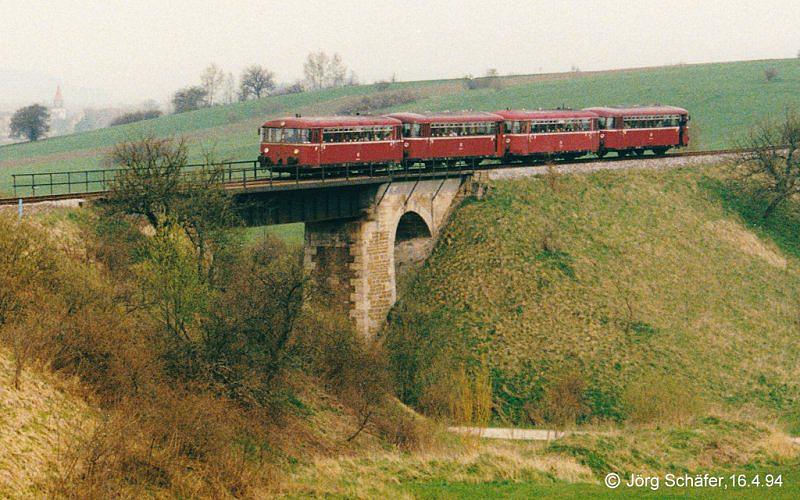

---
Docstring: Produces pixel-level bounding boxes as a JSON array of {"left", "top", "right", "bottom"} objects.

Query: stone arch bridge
[{"left": 236, "top": 174, "right": 476, "bottom": 337}]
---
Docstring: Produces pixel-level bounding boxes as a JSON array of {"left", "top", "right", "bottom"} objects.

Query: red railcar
[
  {"left": 387, "top": 112, "right": 503, "bottom": 164},
  {"left": 583, "top": 106, "right": 689, "bottom": 156},
  {"left": 259, "top": 115, "right": 403, "bottom": 170},
  {"left": 494, "top": 109, "right": 600, "bottom": 159}
]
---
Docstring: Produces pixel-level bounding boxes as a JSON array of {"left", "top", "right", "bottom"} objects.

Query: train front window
[
  {"left": 261, "top": 127, "right": 310, "bottom": 143},
  {"left": 261, "top": 127, "right": 281, "bottom": 142},
  {"left": 282, "top": 128, "right": 311, "bottom": 143}
]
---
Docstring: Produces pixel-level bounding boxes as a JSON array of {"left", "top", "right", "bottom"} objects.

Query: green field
[
  {"left": 2, "top": 58, "right": 799, "bottom": 195},
  {"left": 404, "top": 468, "right": 800, "bottom": 500}
]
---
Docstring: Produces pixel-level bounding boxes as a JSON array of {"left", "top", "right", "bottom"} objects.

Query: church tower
[{"left": 52, "top": 86, "right": 67, "bottom": 120}]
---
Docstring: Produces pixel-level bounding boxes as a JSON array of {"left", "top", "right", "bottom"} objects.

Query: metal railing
[
  {"left": 10, "top": 157, "right": 484, "bottom": 199},
  {"left": 11, "top": 159, "right": 259, "bottom": 198}
]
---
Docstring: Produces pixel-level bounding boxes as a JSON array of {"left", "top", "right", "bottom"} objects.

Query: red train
[{"left": 258, "top": 105, "right": 689, "bottom": 171}]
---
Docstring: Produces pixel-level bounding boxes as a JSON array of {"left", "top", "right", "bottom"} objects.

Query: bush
[
  {"left": 623, "top": 372, "right": 704, "bottom": 425},
  {"left": 764, "top": 67, "right": 779, "bottom": 82},
  {"left": 337, "top": 90, "right": 417, "bottom": 115},
  {"left": 525, "top": 369, "right": 588, "bottom": 429},
  {"left": 110, "top": 110, "right": 162, "bottom": 127},
  {"left": 418, "top": 361, "right": 492, "bottom": 425},
  {"left": 299, "top": 307, "right": 395, "bottom": 441},
  {"left": 464, "top": 75, "right": 503, "bottom": 91}
]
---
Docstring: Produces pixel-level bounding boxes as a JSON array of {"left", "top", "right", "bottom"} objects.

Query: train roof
[
  {"left": 583, "top": 105, "right": 688, "bottom": 116},
  {"left": 493, "top": 109, "right": 599, "bottom": 120},
  {"left": 386, "top": 111, "right": 503, "bottom": 123},
  {"left": 261, "top": 115, "right": 401, "bottom": 128}
]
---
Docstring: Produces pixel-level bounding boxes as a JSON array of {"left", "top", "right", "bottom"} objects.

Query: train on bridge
[{"left": 258, "top": 105, "right": 689, "bottom": 171}]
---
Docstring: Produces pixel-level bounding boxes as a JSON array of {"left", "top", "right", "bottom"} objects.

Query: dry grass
[
  {"left": 0, "top": 349, "right": 95, "bottom": 497},
  {"left": 705, "top": 219, "right": 787, "bottom": 268},
  {"left": 279, "top": 435, "right": 593, "bottom": 498},
  {"left": 548, "top": 413, "right": 799, "bottom": 478}
]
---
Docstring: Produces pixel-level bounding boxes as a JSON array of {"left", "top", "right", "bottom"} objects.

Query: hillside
[
  {"left": 2, "top": 58, "right": 800, "bottom": 195},
  {"left": 0, "top": 349, "right": 94, "bottom": 496},
  {"left": 2, "top": 168, "right": 799, "bottom": 497},
  {"left": 384, "top": 165, "right": 800, "bottom": 430}
]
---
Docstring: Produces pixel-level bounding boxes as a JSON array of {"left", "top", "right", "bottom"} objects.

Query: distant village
[{"left": 0, "top": 86, "right": 129, "bottom": 145}]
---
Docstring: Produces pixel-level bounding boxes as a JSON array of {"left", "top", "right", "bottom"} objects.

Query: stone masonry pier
[{"left": 303, "top": 178, "right": 467, "bottom": 337}]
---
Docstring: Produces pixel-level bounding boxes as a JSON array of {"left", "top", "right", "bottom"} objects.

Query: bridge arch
[
  {"left": 303, "top": 178, "right": 466, "bottom": 337},
  {"left": 393, "top": 210, "right": 433, "bottom": 286}
]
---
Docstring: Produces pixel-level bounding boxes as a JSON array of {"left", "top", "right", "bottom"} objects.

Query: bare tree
[
  {"left": 222, "top": 72, "right": 236, "bottom": 104},
  {"left": 106, "top": 136, "right": 239, "bottom": 284},
  {"left": 734, "top": 110, "right": 800, "bottom": 219},
  {"left": 303, "top": 51, "right": 327, "bottom": 90},
  {"left": 303, "top": 51, "right": 351, "bottom": 90},
  {"left": 239, "top": 65, "right": 275, "bottom": 100},
  {"left": 201, "top": 64, "right": 226, "bottom": 105}
]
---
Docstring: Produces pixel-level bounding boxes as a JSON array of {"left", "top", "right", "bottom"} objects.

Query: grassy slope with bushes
[
  {"left": 385, "top": 165, "right": 800, "bottom": 431},
  {"left": 1, "top": 167, "right": 799, "bottom": 496},
  {"left": 2, "top": 58, "right": 800, "bottom": 194}
]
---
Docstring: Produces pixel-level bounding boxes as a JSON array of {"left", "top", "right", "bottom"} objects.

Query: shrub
[
  {"left": 764, "top": 67, "right": 779, "bottom": 82},
  {"left": 337, "top": 90, "right": 417, "bottom": 115},
  {"left": 299, "top": 307, "right": 395, "bottom": 441},
  {"left": 623, "top": 372, "right": 705, "bottom": 425},
  {"left": 110, "top": 110, "right": 162, "bottom": 127},
  {"left": 525, "top": 369, "right": 588, "bottom": 429},
  {"left": 464, "top": 75, "right": 503, "bottom": 91}
]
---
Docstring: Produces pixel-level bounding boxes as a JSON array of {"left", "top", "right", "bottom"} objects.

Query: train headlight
[
  {"left": 505, "top": 138, "right": 511, "bottom": 144},
  {"left": 263, "top": 147, "right": 269, "bottom": 153},
  {"left": 404, "top": 142, "right": 409, "bottom": 148},
  {"left": 293, "top": 148, "right": 300, "bottom": 155}
]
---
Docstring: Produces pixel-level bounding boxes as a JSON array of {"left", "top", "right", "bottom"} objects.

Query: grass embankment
[
  {"left": 2, "top": 169, "right": 799, "bottom": 496},
  {"left": 283, "top": 414, "right": 798, "bottom": 498},
  {"left": 0, "top": 349, "right": 94, "bottom": 497},
  {"left": 2, "top": 58, "right": 800, "bottom": 194},
  {"left": 385, "top": 165, "right": 800, "bottom": 432}
]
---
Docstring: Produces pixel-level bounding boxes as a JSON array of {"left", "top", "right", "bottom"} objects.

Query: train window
[
  {"left": 281, "top": 128, "right": 311, "bottom": 143},
  {"left": 430, "top": 122, "right": 497, "bottom": 137},
  {"left": 261, "top": 127, "right": 284, "bottom": 142},
  {"left": 402, "top": 123, "right": 422, "bottom": 138},
  {"left": 262, "top": 127, "right": 311, "bottom": 143}
]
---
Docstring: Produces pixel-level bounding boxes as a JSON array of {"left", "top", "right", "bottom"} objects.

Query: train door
[
  {"left": 310, "top": 129, "right": 322, "bottom": 166},
  {"left": 420, "top": 123, "right": 432, "bottom": 159},
  {"left": 679, "top": 114, "right": 688, "bottom": 146}
]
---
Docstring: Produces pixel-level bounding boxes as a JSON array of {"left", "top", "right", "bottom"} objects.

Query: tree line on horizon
[
  {"left": 9, "top": 52, "right": 799, "bottom": 143},
  {"left": 171, "top": 50, "right": 359, "bottom": 114},
  {"left": 7, "top": 50, "right": 362, "bottom": 142}
]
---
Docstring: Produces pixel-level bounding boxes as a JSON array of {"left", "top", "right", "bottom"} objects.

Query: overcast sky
[{"left": 2, "top": 0, "right": 799, "bottom": 107}]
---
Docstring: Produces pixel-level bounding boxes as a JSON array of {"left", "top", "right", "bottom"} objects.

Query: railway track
[{"left": 0, "top": 147, "right": 742, "bottom": 206}]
